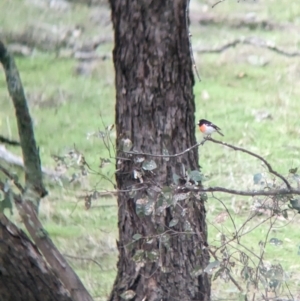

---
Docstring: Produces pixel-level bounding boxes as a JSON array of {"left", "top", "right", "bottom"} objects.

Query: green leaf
[
  {"left": 120, "top": 290, "right": 136, "bottom": 300},
  {"left": 155, "top": 194, "right": 171, "bottom": 214},
  {"left": 144, "top": 200, "right": 154, "bottom": 216},
  {"left": 122, "top": 138, "right": 132, "bottom": 152},
  {"left": 134, "top": 156, "right": 145, "bottom": 163},
  {"left": 204, "top": 261, "right": 220, "bottom": 275},
  {"left": 135, "top": 198, "right": 147, "bottom": 216},
  {"left": 213, "top": 267, "right": 225, "bottom": 281},
  {"left": 135, "top": 197, "right": 154, "bottom": 216},
  {"left": 0, "top": 190, "right": 13, "bottom": 215},
  {"left": 173, "top": 193, "right": 189, "bottom": 202},
  {"left": 161, "top": 266, "right": 172, "bottom": 273},
  {"left": 289, "top": 167, "right": 298, "bottom": 174},
  {"left": 99, "top": 158, "right": 111, "bottom": 168},
  {"left": 201, "top": 193, "right": 208, "bottom": 202},
  {"left": 142, "top": 160, "right": 157, "bottom": 171},
  {"left": 105, "top": 124, "right": 115, "bottom": 132},
  {"left": 289, "top": 199, "right": 300, "bottom": 213},
  {"left": 239, "top": 252, "right": 249, "bottom": 265},
  {"left": 253, "top": 173, "right": 263, "bottom": 185},
  {"left": 184, "top": 220, "right": 193, "bottom": 232},
  {"left": 160, "top": 233, "right": 171, "bottom": 250},
  {"left": 188, "top": 170, "right": 203, "bottom": 182},
  {"left": 132, "top": 233, "right": 142, "bottom": 241},
  {"left": 241, "top": 266, "right": 253, "bottom": 281},
  {"left": 132, "top": 250, "right": 145, "bottom": 263},
  {"left": 282, "top": 209, "right": 288, "bottom": 219},
  {"left": 146, "top": 250, "right": 159, "bottom": 262},
  {"left": 172, "top": 173, "right": 180, "bottom": 185},
  {"left": 269, "top": 238, "right": 283, "bottom": 246},
  {"left": 162, "top": 148, "right": 170, "bottom": 161},
  {"left": 191, "top": 265, "right": 203, "bottom": 277},
  {"left": 169, "top": 218, "right": 179, "bottom": 227}
]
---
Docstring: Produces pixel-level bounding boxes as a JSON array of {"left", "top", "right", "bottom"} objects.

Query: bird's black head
[{"left": 198, "top": 119, "right": 209, "bottom": 126}]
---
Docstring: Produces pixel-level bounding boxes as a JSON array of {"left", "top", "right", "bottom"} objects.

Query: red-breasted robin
[{"left": 198, "top": 119, "right": 224, "bottom": 137}]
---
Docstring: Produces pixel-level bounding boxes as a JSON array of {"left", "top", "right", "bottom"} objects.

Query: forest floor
[{"left": 1, "top": 0, "right": 300, "bottom": 299}]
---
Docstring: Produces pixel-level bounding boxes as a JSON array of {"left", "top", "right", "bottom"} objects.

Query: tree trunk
[
  {"left": 0, "top": 213, "right": 73, "bottom": 301},
  {"left": 109, "top": 0, "right": 211, "bottom": 300}
]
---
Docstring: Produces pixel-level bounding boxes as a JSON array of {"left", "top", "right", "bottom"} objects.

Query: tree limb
[
  {"left": 0, "top": 135, "right": 20, "bottom": 146},
  {"left": 0, "top": 183, "right": 94, "bottom": 301},
  {"left": 0, "top": 40, "right": 47, "bottom": 198},
  {"left": 195, "top": 36, "right": 300, "bottom": 57},
  {"left": 0, "top": 163, "right": 24, "bottom": 193},
  {"left": 196, "top": 186, "right": 298, "bottom": 196},
  {"left": 207, "top": 137, "right": 291, "bottom": 189},
  {"left": 0, "top": 40, "right": 94, "bottom": 301},
  {"left": 0, "top": 213, "right": 73, "bottom": 301},
  {"left": 124, "top": 139, "right": 207, "bottom": 158},
  {"left": 0, "top": 144, "right": 63, "bottom": 177}
]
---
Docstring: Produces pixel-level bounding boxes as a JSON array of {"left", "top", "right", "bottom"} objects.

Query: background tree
[
  {"left": 0, "top": 41, "right": 93, "bottom": 301},
  {"left": 109, "top": 1, "right": 210, "bottom": 300}
]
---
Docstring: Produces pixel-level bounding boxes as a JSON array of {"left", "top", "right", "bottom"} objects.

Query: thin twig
[
  {"left": 0, "top": 164, "right": 24, "bottom": 193},
  {"left": 285, "top": 281, "right": 294, "bottom": 301},
  {"left": 197, "top": 186, "right": 298, "bottom": 196},
  {"left": 212, "top": 214, "right": 272, "bottom": 255},
  {"left": 124, "top": 139, "right": 206, "bottom": 158},
  {"left": 64, "top": 254, "right": 103, "bottom": 270},
  {"left": 207, "top": 137, "right": 291, "bottom": 189},
  {"left": 212, "top": 193, "right": 239, "bottom": 242},
  {"left": 254, "top": 216, "right": 277, "bottom": 290},
  {"left": 212, "top": 0, "right": 226, "bottom": 8},
  {"left": 226, "top": 268, "right": 243, "bottom": 292}
]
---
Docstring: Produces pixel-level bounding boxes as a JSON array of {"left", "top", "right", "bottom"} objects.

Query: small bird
[{"left": 198, "top": 119, "right": 224, "bottom": 137}]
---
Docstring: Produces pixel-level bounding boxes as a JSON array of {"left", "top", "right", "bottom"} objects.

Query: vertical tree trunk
[{"left": 109, "top": 0, "right": 211, "bottom": 300}]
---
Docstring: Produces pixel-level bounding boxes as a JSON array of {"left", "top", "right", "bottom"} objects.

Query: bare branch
[
  {"left": 0, "top": 213, "right": 73, "bottom": 301},
  {"left": 0, "top": 40, "right": 94, "bottom": 301},
  {"left": 124, "top": 139, "right": 206, "bottom": 158},
  {"left": 0, "top": 163, "right": 24, "bottom": 193},
  {"left": 0, "top": 135, "right": 20, "bottom": 146},
  {"left": 212, "top": 0, "right": 226, "bottom": 9},
  {"left": 64, "top": 254, "right": 103, "bottom": 270},
  {"left": 196, "top": 36, "right": 300, "bottom": 57},
  {"left": 0, "top": 40, "right": 47, "bottom": 198},
  {"left": 0, "top": 180, "right": 94, "bottom": 301},
  {"left": 0, "top": 144, "right": 61, "bottom": 177},
  {"left": 124, "top": 135, "right": 295, "bottom": 197},
  {"left": 211, "top": 193, "right": 239, "bottom": 242},
  {"left": 226, "top": 269, "right": 244, "bottom": 292},
  {"left": 197, "top": 186, "right": 298, "bottom": 196},
  {"left": 207, "top": 137, "right": 291, "bottom": 189}
]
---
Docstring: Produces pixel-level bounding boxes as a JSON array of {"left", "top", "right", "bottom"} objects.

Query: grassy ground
[{"left": 1, "top": 0, "right": 300, "bottom": 300}]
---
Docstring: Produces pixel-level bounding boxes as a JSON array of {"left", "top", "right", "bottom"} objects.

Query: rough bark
[
  {"left": 0, "top": 213, "right": 72, "bottom": 301},
  {"left": 109, "top": 1, "right": 210, "bottom": 300},
  {"left": 0, "top": 40, "right": 46, "bottom": 199}
]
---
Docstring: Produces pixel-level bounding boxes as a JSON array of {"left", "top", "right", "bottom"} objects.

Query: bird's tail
[{"left": 217, "top": 130, "right": 224, "bottom": 136}]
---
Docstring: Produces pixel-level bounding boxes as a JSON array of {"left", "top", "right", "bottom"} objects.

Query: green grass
[{"left": 1, "top": 0, "right": 300, "bottom": 300}]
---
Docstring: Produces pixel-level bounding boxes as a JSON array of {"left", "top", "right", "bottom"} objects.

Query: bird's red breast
[{"left": 199, "top": 124, "right": 207, "bottom": 133}]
